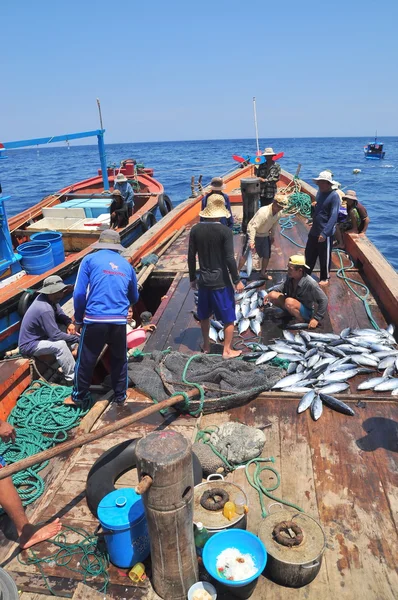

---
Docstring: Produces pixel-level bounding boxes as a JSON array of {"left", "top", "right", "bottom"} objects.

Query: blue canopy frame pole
[{"left": 2, "top": 129, "right": 109, "bottom": 190}]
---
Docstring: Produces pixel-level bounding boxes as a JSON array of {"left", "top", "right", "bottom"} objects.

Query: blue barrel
[
  {"left": 97, "top": 489, "right": 150, "bottom": 568},
  {"left": 16, "top": 241, "right": 54, "bottom": 275},
  {"left": 30, "top": 231, "right": 65, "bottom": 266}
]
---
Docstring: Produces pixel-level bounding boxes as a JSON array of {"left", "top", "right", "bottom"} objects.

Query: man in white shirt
[{"left": 239, "top": 197, "right": 285, "bottom": 279}]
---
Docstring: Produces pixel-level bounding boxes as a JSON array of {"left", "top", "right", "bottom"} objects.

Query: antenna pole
[
  {"left": 97, "top": 98, "right": 104, "bottom": 130},
  {"left": 253, "top": 97, "right": 260, "bottom": 156}
]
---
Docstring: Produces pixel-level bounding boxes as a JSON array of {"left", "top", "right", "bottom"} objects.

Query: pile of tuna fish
[{"left": 247, "top": 324, "right": 397, "bottom": 421}]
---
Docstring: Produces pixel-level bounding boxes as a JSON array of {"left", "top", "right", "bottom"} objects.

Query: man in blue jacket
[
  {"left": 305, "top": 171, "right": 340, "bottom": 286},
  {"left": 70, "top": 229, "right": 139, "bottom": 406}
]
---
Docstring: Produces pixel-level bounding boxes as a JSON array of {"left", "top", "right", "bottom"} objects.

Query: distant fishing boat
[
  {"left": 0, "top": 129, "right": 171, "bottom": 353},
  {"left": 364, "top": 133, "right": 385, "bottom": 160}
]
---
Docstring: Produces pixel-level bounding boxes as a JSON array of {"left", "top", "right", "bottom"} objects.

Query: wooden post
[{"left": 135, "top": 430, "right": 198, "bottom": 599}]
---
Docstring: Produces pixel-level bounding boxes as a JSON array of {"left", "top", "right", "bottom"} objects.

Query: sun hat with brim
[
  {"left": 210, "top": 177, "right": 225, "bottom": 191},
  {"left": 343, "top": 190, "right": 358, "bottom": 202},
  {"left": 288, "top": 255, "right": 309, "bottom": 269},
  {"left": 262, "top": 147, "right": 276, "bottom": 156},
  {"left": 199, "top": 194, "right": 231, "bottom": 219},
  {"left": 273, "top": 196, "right": 287, "bottom": 208},
  {"left": 92, "top": 229, "right": 125, "bottom": 252},
  {"left": 127, "top": 328, "right": 146, "bottom": 349},
  {"left": 313, "top": 171, "right": 334, "bottom": 184},
  {"left": 115, "top": 173, "right": 128, "bottom": 183},
  {"left": 39, "top": 275, "right": 68, "bottom": 295}
]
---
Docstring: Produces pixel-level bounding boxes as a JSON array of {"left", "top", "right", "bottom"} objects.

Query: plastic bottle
[{"left": 194, "top": 522, "right": 210, "bottom": 557}]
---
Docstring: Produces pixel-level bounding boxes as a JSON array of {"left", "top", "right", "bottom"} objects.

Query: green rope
[
  {"left": 195, "top": 427, "right": 236, "bottom": 471},
  {"left": 18, "top": 524, "right": 110, "bottom": 595},
  {"left": 0, "top": 381, "right": 90, "bottom": 510},
  {"left": 245, "top": 458, "right": 304, "bottom": 518}
]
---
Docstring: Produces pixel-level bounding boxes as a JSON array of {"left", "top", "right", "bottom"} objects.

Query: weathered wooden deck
[{"left": 1, "top": 205, "right": 397, "bottom": 599}]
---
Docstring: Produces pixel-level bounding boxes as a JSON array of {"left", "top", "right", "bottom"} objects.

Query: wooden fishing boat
[
  {"left": 0, "top": 163, "right": 397, "bottom": 600},
  {"left": 0, "top": 131, "right": 169, "bottom": 354}
]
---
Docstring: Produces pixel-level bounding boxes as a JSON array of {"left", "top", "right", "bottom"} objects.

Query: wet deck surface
[{"left": 1, "top": 207, "right": 397, "bottom": 599}]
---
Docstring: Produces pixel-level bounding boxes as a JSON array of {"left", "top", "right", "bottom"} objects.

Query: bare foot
[
  {"left": 19, "top": 518, "right": 62, "bottom": 549},
  {"left": 319, "top": 280, "right": 329, "bottom": 286},
  {"left": 64, "top": 396, "right": 79, "bottom": 406},
  {"left": 222, "top": 349, "right": 242, "bottom": 359},
  {"left": 260, "top": 272, "right": 273, "bottom": 280}
]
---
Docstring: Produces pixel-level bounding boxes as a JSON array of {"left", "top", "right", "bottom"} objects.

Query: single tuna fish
[
  {"left": 310, "top": 395, "right": 323, "bottom": 421},
  {"left": 255, "top": 351, "right": 277, "bottom": 365},
  {"left": 316, "top": 382, "right": 350, "bottom": 394},
  {"left": 320, "top": 393, "right": 355, "bottom": 416},
  {"left": 297, "top": 390, "right": 316, "bottom": 413},
  {"left": 273, "top": 373, "right": 306, "bottom": 389}
]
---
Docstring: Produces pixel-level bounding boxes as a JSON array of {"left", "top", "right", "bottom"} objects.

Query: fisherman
[
  {"left": 114, "top": 172, "right": 134, "bottom": 217},
  {"left": 265, "top": 255, "right": 328, "bottom": 329},
  {"left": 69, "top": 229, "right": 139, "bottom": 406},
  {"left": 18, "top": 276, "right": 79, "bottom": 385},
  {"left": 200, "top": 177, "right": 233, "bottom": 228},
  {"left": 188, "top": 195, "right": 244, "bottom": 358},
  {"left": 0, "top": 419, "right": 62, "bottom": 548},
  {"left": 255, "top": 147, "right": 281, "bottom": 207},
  {"left": 334, "top": 190, "right": 370, "bottom": 249},
  {"left": 110, "top": 189, "right": 129, "bottom": 229},
  {"left": 238, "top": 196, "right": 285, "bottom": 280},
  {"left": 305, "top": 170, "right": 340, "bottom": 286},
  {"left": 126, "top": 306, "right": 156, "bottom": 334}
]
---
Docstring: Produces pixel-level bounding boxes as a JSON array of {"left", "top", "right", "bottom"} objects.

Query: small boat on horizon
[{"left": 364, "top": 133, "right": 385, "bottom": 160}]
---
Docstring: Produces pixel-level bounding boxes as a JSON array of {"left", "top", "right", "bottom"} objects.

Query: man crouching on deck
[
  {"left": 265, "top": 255, "right": 328, "bottom": 329},
  {"left": 188, "top": 194, "right": 244, "bottom": 358}
]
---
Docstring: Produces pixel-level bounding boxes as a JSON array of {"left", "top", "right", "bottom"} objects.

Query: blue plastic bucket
[
  {"left": 97, "top": 489, "right": 150, "bottom": 568},
  {"left": 30, "top": 231, "right": 65, "bottom": 266},
  {"left": 203, "top": 529, "right": 267, "bottom": 597},
  {"left": 16, "top": 241, "right": 54, "bottom": 275}
]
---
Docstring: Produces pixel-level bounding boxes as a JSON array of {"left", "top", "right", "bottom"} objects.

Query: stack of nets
[{"left": 126, "top": 351, "right": 282, "bottom": 415}]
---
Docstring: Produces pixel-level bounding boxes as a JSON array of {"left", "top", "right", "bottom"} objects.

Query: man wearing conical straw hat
[{"left": 188, "top": 195, "right": 244, "bottom": 358}]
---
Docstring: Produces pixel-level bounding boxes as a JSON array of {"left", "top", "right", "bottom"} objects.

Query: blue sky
[{"left": 1, "top": 0, "right": 397, "bottom": 143}]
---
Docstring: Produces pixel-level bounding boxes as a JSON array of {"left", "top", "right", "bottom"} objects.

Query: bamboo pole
[{"left": 0, "top": 388, "right": 199, "bottom": 481}]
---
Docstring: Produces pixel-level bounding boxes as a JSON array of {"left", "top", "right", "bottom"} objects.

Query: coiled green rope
[{"left": 0, "top": 381, "right": 89, "bottom": 510}]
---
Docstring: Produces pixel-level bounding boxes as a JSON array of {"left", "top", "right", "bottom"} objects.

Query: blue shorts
[
  {"left": 299, "top": 303, "right": 313, "bottom": 321},
  {"left": 197, "top": 286, "right": 236, "bottom": 324},
  {"left": 0, "top": 455, "right": 6, "bottom": 468}
]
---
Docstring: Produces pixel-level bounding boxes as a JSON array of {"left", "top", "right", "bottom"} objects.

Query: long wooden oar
[{"left": 0, "top": 388, "right": 199, "bottom": 481}]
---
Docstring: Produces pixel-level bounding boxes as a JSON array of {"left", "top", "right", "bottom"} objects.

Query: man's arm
[
  {"left": 349, "top": 209, "right": 359, "bottom": 234},
  {"left": 127, "top": 266, "right": 139, "bottom": 306},
  {"left": 321, "top": 193, "right": 340, "bottom": 238},
  {"left": 38, "top": 309, "right": 80, "bottom": 345},
  {"left": 187, "top": 230, "right": 197, "bottom": 284},
  {"left": 312, "top": 284, "right": 328, "bottom": 322},
  {"left": 361, "top": 216, "right": 370, "bottom": 234},
  {"left": 73, "top": 258, "right": 90, "bottom": 324},
  {"left": 54, "top": 304, "right": 72, "bottom": 327},
  {"left": 224, "top": 230, "right": 240, "bottom": 285},
  {"left": 223, "top": 194, "right": 234, "bottom": 228},
  {"left": 247, "top": 211, "right": 262, "bottom": 246}
]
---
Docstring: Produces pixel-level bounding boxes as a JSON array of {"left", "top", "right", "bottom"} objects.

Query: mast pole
[
  {"left": 96, "top": 99, "right": 109, "bottom": 190},
  {"left": 253, "top": 97, "right": 260, "bottom": 156}
]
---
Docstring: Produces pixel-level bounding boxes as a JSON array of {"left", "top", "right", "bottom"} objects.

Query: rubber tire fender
[
  {"left": 17, "top": 291, "right": 35, "bottom": 317},
  {"left": 86, "top": 438, "right": 203, "bottom": 517},
  {"left": 140, "top": 211, "right": 157, "bottom": 232},
  {"left": 158, "top": 193, "right": 173, "bottom": 217}
]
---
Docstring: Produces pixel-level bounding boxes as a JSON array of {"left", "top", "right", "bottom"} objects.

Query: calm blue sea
[{"left": 1, "top": 137, "right": 397, "bottom": 269}]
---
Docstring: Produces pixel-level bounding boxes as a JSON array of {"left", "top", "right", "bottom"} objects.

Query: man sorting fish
[{"left": 265, "top": 255, "right": 328, "bottom": 329}]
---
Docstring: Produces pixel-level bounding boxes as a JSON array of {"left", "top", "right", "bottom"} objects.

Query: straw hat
[
  {"left": 312, "top": 171, "right": 334, "bottom": 184},
  {"left": 210, "top": 177, "right": 225, "bottom": 191},
  {"left": 288, "top": 255, "right": 309, "bottom": 269},
  {"left": 273, "top": 194, "right": 287, "bottom": 208},
  {"left": 199, "top": 194, "right": 231, "bottom": 219},
  {"left": 39, "top": 275, "right": 68, "bottom": 295},
  {"left": 115, "top": 173, "right": 128, "bottom": 183},
  {"left": 92, "top": 229, "right": 125, "bottom": 252},
  {"left": 262, "top": 147, "right": 276, "bottom": 156},
  {"left": 343, "top": 190, "right": 358, "bottom": 203}
]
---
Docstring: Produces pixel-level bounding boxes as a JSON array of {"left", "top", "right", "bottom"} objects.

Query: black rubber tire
[
  {"left": 86, "top": 438, "right": 203, "bottom": 517},
  {"left": 140, "top": 211, "right": 157, "bottom": 232},
  {"left": 17, "top": 291, "right": 35, "bottom": 317},
  {"left": 158, "top": 194, "right": 173, "bottom": 217}
]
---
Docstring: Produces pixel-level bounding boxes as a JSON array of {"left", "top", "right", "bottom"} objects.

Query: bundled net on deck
[{"left": 126, "top": 351, "right": 283, "bottom": 416}]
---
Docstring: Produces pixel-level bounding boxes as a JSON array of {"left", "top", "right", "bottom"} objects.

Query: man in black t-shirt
[{"left": 188, "top": 195, "right": 244, "bottom": 358}]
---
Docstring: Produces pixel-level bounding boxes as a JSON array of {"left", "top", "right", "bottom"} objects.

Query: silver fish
[
  {"left": 246, "top": 249, "right": 253, "bottom": 277},
  {"left": 383, "top": 366, "right": 395, "bottom": 378},
  {"left": 250, "top": 319, "right": 261, "bottom": 336},
  {"left": 310, "top": 395, "right": 323, "bottom": 421},
  {"left": 320, "top": 393, "right": 355, "bottom": 416},
  {"left": 305, "top": 348, "right": 318, "bottom": 359},
  {"left": 373, "top": 378, "right": 398, "bottom": 391},
  {"left": 395, "top": 357, "right": 398, "bottom": 372},
  {"left": 238, "top": 318, "right": 250, "bottom": 335},
  {"left": 287, "top": 323, "right": 310, "bottom": 330},
  {"left": 296, "top": 363, "right": 305, "bottom": 373},
  {"left": 386, "top": 323, "right": 395, "bottom": 335},
  {"left": 241, "top": 303, "right": 251, "bottom": 318},
  {"left": 211, "top": 319, "right": 223, "bottom": 331},
  {"left": 235, "top": 306, "right": 242, "bottom": 322},
  {"left": 250, "top": 297, "right": 258, "bottom": 311},
  {"left": 272, "top": 373, "right": 306, "bottom": 389},
  {"left": 255, "top": 311, "right": 264, "bottom": 324},
  {"left": 341, "top": 327, "right": 351, "bottom": 338},
  {"left": 297, "top": 390, "right": 316, "bottom": 413},
  {"left": 391, "top": 387, "right": 398, "bottom": 396},
  {"left": 276, "top": 354, "right": 303, "bottom": 362},
  {"left": 244, "top": 279, "right": 266, "bottom": 290},
  {"left": 319, "top": 369, "right": 359, "bottom": 382},
  {"left": 283, "top": 331, "right": 296, "bottom": 343},
  {"left": 258, "top": 289, "right": 267, "bottom": 300},
  {"left": 247, "top": 307, "right": 260, "bottom": 319},
  {"left": 245, "top": 288, "right": 257, "bottom": 299},
  {"left": 256, "top": 351, "right": 277, "bottom": 365},
  {"left": 378, "top": 356, "right": 397, "bottom": 370},
  {"left": 235, "top": 292, "right": 245, "bottom": 302},
  {"left": 269, "top": 344, "right": 301, "bottom": 355},
  {"left": 350, "top": 354, "right": 379, "bottom": 368},
  {"left": 282, "top": 386, "right": 313, "bottom": 394},
  {"left": 294, "top": 334, "right": 306, "bottom": 346},
  {"left": 373, "top": 350, "right": 398, "bottom": 358},
  {"left": 357, "top": 376, "right": 390, "bottom": 390},
  {"left": 316, "top": 382, "right": 350, "bottom": 394},
  {"left": 218, "top": 329, "right": 224, "bottom": 342},
  {"left": 300, "top": 331, "right": 312, "bottom": 344},
  {"left": 209, "top": 326, "right": 218, "bottom": 343},
  {"left": 307, "top": 354, "right": 320, "bottom": 369},
  {"left": 287, "top": 362, "right": 297, "bottom": 374}
]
